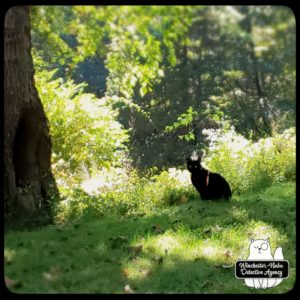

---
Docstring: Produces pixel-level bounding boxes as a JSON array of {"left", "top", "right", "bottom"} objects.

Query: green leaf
[{"left": 140, "top": 86, "right": 148, "bottom": 97}]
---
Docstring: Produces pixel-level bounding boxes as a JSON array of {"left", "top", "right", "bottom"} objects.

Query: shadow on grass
[{"left": 4, "top": 183, "right": 295, "bottom": 293}]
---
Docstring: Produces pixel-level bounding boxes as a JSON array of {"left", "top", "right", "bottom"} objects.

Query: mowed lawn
[{"left": 4, "top": 182, "right": 295, "bottom": 294}]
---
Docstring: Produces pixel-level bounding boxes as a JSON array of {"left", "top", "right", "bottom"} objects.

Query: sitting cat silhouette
[
  {"left": 244, "top": 238, "right": 284, "bottom": 289},
  {"left": 186, "top": 153, "right": 231, "bottom": 200}
]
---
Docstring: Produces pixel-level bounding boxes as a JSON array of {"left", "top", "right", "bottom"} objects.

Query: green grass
[{"left": 5, "top": 182, "right": 295, "bottom": 294}]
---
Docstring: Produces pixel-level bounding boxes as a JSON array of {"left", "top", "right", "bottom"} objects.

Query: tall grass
[{"left": 53, "top": 127, "right": 295, "bottom": 225}]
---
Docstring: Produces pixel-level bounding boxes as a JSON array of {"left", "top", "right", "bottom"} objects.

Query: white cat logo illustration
[{"left": 244, "top": 238, "right": 284, "bottom": 289}]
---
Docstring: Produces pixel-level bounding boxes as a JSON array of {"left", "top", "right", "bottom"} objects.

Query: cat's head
[
  {"left": 248, "top": 238, "right": 272, "bottom": 258},
  {"left": 186, "top": 155, "right": 201, "bottom": 173}
]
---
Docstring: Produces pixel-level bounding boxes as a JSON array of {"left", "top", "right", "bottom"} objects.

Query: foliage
[
  {"left": 54, "top": 167, "right": 197, "bottom": 224},
  {"left": 164, "top": 106, "right": 198, "bottom": 141},
  {"left": 70, "top": 6, "right": 195, "bottom": 99},
  {"left": 31, "top": 6, "right": 295, "bottom": 168},
  {"left": 30, "top": 6, "right": 76, "bottom": 70},
  {"left": 31, "top": 6, "right": 194, "bottom": 99},
  {"left": 53, "top": 121, "right": 295, "bottom": 223},
  {"left": 34, "top": 68, "right": 129, "bottom": 185},
  {"left": 113, "top": 6, "right": 295, "bottom": 166},
  {"left": 215, "top": 6, "right": 296, "bottom": 139},
  {"left": 202, "top": 125, "right": 295, "bottom": 193}
]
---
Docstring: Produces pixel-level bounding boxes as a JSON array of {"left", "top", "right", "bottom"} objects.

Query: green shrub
[
  {"left": 202, "top": 126, "right": 295, "bottom": 193},
  {"left": 54, "top": 167, "right": 197, "bottom": 224},
  {"left": 53, "top": 125, "right": 295, "bottom": 224},
  {"left": 35, "top": 69, "right": 129, "bottom": 186}
]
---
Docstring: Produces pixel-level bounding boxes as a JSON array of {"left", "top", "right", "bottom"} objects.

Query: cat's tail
[
  {"left": 268, "top": 247, "right": 284, "bottom": 288},
  {"left": 274, "top": 247, "right": 283, "bottom": 259}
]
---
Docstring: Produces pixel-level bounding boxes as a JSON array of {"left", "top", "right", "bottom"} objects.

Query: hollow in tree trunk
[{"left": 4, "top": 6, "right": 59, "bottom": 228}]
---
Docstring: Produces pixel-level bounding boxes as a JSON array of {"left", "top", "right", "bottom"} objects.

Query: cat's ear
[
  {"left": 250, "top": 238, "right": 254, "bottom": 243},
  {"left": 266, "top": 238, "right": 270, "bottom": 243},
  {"left": 186, "top": 157, "right": 191, "bottom": 162}
]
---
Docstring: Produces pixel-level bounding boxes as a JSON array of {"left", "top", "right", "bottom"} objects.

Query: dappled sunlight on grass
[
  {"left": 246, "top": 221, "right": 285, "bottom": 241},
  {"left": 230, "top": 206, "right": 249, "bottom": 222},
  {"left": 123, "top": 204, "right": 291, "bottom": 288},
  {"left": 155, "top": 235, "right": 181, "bottom": 253},
  {"left": 4, "top": 182, "right": 295, "bottom": 293},
  {"left": 201, "top": 245, "right": 219, "bottom": 258},
  {"left": 4, "top": 248, "right": 17, "bottom": 264},
  {"left": 126, "top": 229, "right": 236, "bottom": 279}
]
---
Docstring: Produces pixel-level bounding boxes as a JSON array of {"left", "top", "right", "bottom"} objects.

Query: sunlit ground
[
  {"left": 80, "top": 167, "right": 191, "bottom": 195},
  {"left": 4, "top": 182, "right": 295, "bottom": 293}
]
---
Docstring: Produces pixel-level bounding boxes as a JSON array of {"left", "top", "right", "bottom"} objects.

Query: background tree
[
  {"left": 4, "top": 6, "right": 58, "bottom": 228},
  {"left": 30, "top": 6, "right": 295, "bottom": 169}
]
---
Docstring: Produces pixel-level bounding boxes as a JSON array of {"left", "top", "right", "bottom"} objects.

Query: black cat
[{"left": 186, "top": 156, "right": 231, "bottom": 200}]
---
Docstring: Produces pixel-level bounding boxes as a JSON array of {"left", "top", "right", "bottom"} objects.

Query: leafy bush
[
  {"left": 202, "top": 125, "right": 295, "bottom": 193},
  {"left": 35, "top": 69, "right": 129, "bottom": 186},
  {"left": 54, "top": 167, "right": 197, "bottom": 224},
  {"left": 53, "top": 124, "right": 295, "bottom": 224}
]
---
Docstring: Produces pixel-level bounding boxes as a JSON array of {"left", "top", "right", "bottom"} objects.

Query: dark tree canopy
[{"left": 30, "top": 6, "right": 295, "bottom": 168}]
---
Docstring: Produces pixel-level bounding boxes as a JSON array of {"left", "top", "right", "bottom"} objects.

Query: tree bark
[{"left": 4, "top": 6, "right": 58, "bottom": 228}]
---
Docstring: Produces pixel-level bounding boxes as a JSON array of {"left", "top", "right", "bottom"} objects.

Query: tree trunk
[
  {"left": 4, "top": 6, "right": 58, "bottom": 228},
  {"left": 240, "top": 6, "right": 272, "bottom": 138}
]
